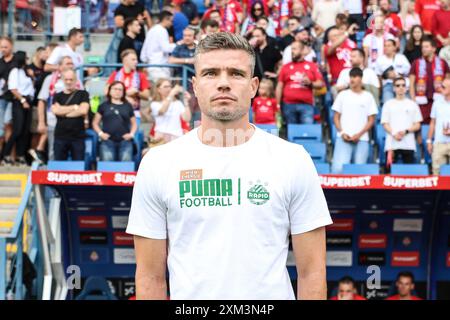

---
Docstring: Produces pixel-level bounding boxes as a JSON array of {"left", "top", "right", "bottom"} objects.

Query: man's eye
[
  {"left": 204, "top": 71, "right": 215, "bottom": 76},
  {"left": 232, "top": 72, "right": 244, "bottom": 77}
]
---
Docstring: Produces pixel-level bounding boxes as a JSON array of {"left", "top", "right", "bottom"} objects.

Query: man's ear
[{"left": 251, "top": 76, "right": 260, "bottom": 98}]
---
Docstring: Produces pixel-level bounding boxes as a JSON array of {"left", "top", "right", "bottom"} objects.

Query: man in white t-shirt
[
  {"left": 381, "top": 77, "right": 423, "bottom": 165},
  {"left": 335, "top": 48, "right": 380, "bottom": 104},
  {"left": 127, "top": 32, "right": 332, "bottom": 300},
  {"left": 44, "top": 28, "right": 84, "bottom": 73},
  {"left": 331, "top": 67, "right": 378, "bottom": 173},
  {"left": 427, "top": 78, "right": 450, "bottom": 175}
]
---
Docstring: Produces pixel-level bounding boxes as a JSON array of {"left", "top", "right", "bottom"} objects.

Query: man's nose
[{"left": 216, "top": 72, "right": 231, "bottom": 91}]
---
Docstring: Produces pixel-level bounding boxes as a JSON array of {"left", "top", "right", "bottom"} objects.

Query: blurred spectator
[
  {"left": 342, "top": 0, "right": 365, "bottom": 30},
  {"left": 203, "top": 0, "right": 243, "bottom": 33},
  {"left": 312, "top": 0, "right": 344, "bottom": 31},
  {"left": 51, "top": 69, "right": 89, "bottom": 161},
  {"left": 335, "top": 48, "right": 380, "bottom": 104},
  {"left": 35, "top": 57, "right": 81, "bottom": 162},
  {"left": 322, "top": 12, "right": 349, "bottom": 45},
  {"left": 329, "top": 276, "right": 366, "bottom": 300},
  {"left": 44, "top": 28, "right": 84, "bottom": 73},
  {"left": 1, "top": 51, "right": 34, "bottom": 166},
  {"left": 118, "top": 18, "right": 142, "bottom": 63},
  {"left": 171, "top": 0, "right": 190, "bottom": 42},
  {"left": 403, "top": 25, "right": 424, "bottom": 63},
  {"left": 15, "top": 0, "right": 32, "bottom": 36},
  {"left": 252, "top": 78, "right": 279, "bottom": 125},
  {"left": 92, "top": 81, "right": 137, "bottom": 162},
  {"left": 363, "top": 15, "right": 395, "bottom": 68},
  {"left": 282, "top": 27, "right": 316, "bottom": 64},
  {"left": 109, "top": 49, "right": 150, "bottom": 119},
  {"left": 180, "top": 0, "right": 199, "bottom": 23},
  {"left": 269, "top": 0, "right": 294, "bottom": 36},
  {"left": 207, "top": 10, "right": 225, "bottom": 31},
  {"left": 255, "top": 16, "right": 278, "bottom": 44},
  {"left": 323, "top": 24, "right": 357, "bottom": 85},
  {"left": 114, "top": 0, "right": 152, "bottom": 51},
  {"left": 382, "top": 77, "right": 422, "bottom": 166},
  {"left": 291, "top": 1, "right": 315, "bottom": 30},
  {"left": 374, "top": 39, "right": 411, "bottom": 104},
  {"left": 0, "top": 37, "right": 17, "bottom": 158},
  {"left": 241, "top": 1, "right": 275, "bottom": 37},
  {"left": 409, "top": 37, "right": 450, "bottom": 124},
  {"left": 199, "top": 19, "right": 220, "bottom": 39},
  {"left": 276, "top": 41, "right": 324, "bottom": 125},
  {"left": 141, "top": 10, "right": 176, "bottom": 81},
  {"left": 385, "top": 272, "right": 422, "bottom": 300},
  {"left": 249, "top": 27, "right": 282, "bottom": 81},
  {"left": 168, "top": 27, "right": 197, "bottom": 78},
  {"left": 440, "top": 31, "right": 450, "bottom": 66},
  {"left": 415, "top": 0, "right": 441, "bottom": 34},
  {"left": 399, "top": 0, "right": 421, "bottom": 35},
  {"left": 427, "top": 78, "right": 450, "bottom": 175},
  {"left": 243, "top": 0, "right": 269, "bottom": 16},
  {"left": 331, "top": 67, "right": 378, "bottom": 174},
  {"left": 278, "top": 16, "right": 301, "bottom": 50},
  {"left": 151, "top": 80, "right": 191, "bottom": 143},
  {"left": 379, "top": 0, "right": 403, "bottom": 37},
  {"left": 431, "top": 0, "right": 450, "bottom": 48}
]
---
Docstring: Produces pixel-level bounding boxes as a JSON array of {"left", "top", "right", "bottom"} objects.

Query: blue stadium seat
[
  {"left": 299, "top": 142, "right": 327, "bottom": 162},
  {"left": 315, "top": 162, "right": 330, "bottom": 174},
  {"left": 287, "top": 124, "right": 322, "bottom": 142},
  {"left": 97, "top": 161, "right": 135, "bottom": 172},
  {"left": 256, "top": 124, "right": 279, "bottom": 136},
  {"left": 440, "top": 165, "right": 450, "bottom": 176},
  {"left": 47, "top": 161, "right": 85, "bottom": 171},
  {"left": 342, "top": 164, "right": 380, "bottom": 175},
  {"left": 390, "top": 164, "right": 429, "bottom": 176},
  {"left": 75, "top": 276, "right": 117, "bottom": 300}
]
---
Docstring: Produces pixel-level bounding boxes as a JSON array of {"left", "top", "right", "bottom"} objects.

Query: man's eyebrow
[{"left": 199, "top": 67, "right": 248, "bottom": 76}]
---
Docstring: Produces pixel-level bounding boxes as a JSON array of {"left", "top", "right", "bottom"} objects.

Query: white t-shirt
[
  {"left": 373, "top": 53, "right": 411, "bottom": 85},
  {"left": 362, "top": 33, "right": 395, "bottom": 68},
  {"left": 126, "top": 126, "right": 332, "bottom": 300},
  {"left": 332, "top": 89, "right": 378, "bottom": 141},
  {"left": 46, "top": 44, "right": 83, "bottom": 68},
  {"left": 342, "top": 0, "right": 362, "bottom": 14},
  {"left": 312, "top": 0, "right": 344, "bottom": 30},
  {"left": 151, "top": 100, "right": 185, "bottom": 137},
  {"left": 381, "top": 98, "right": 423, "bottom": 151},
  {"left": 336, "top": 67, "right": 380, "bottom": 89},
  {"left": 140, "top": 24, "right": 176, "bottom": 66},
  {"left": 430, "top": 98, "right": 450, "bottom": 144},
  {"left": 8, "top": 68, "right": 35, "bottom": 97}
]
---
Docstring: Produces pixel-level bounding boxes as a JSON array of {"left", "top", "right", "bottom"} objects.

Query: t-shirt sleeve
[
  {"left": 98, "top": 102, "right": 106, "bottom": 115},
  {"left": 410, "top": 60, "right": 418, "bottom": 76},
  {"left": 312, "top": 63, "right": 323, "bottom": 81},
  {"left": 413, "top": 102, "right": 423, "bottom": 122},
  {"left": 107, "top": 72, "right": 116, "bottom": 84},
  {"left": 289, "top": 146, "right": 332, "bottom": 235},
  {"left": 127, "top": 103, "right": 135, "bottom": 117},
  {"left": 79, "top": 90, "right": 90, "bottom": 103},
  {"left": 7, "top": 68, "right": 18, "bottom": 90},
  {"left": 331, "top": 92, "right": 343, "bottom": 113},
  {"left": 367, "top": 93, "right": 379, "bottom": 115},
  {"left": 46, "top": 47, "right": 62, "bottom": 66},
  {"left": 430, "top": 101, "right": 437, "bottom": 119},
  {"left": 380, "top": 102, "right": 390, "bottom": 124},
  {"left": 278, "top": 66, "right": 286, "bottom": 83},
  {"left": 38, "top": 75, "right": 51, "bottom": 101},
  {"left": 126, "top": 150, "right": 168, "bottom": 239}
]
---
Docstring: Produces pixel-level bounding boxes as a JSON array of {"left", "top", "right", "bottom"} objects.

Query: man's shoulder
[{"left": 256, "top": 128, "right": 307, "bottom": 159}]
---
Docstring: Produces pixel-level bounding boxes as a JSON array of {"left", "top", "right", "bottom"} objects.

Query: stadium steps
[{"left": 0, "top": 166, "right": 29, "bottom": 238}]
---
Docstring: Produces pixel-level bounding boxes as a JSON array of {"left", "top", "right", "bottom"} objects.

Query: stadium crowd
[{"left": 0, "top": 0, "right": 449, "bottom": 175}]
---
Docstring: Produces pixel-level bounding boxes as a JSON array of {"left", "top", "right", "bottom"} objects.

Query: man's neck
[
  {"left": 198, "top": 116, "right": 255, "bottom": 147},
  {"left": 396, "top": 95, "right": 405, "bottom": 100},
  {"left": 123, "top": 66, "right": 134, "bottom": 73},
  {"left": 64, "top": 88, "right": 75, "bottom": 94},
  {"left": 398, "top": 294, "right": 412, "bottom": 300},
  {"left": 386, "top": 52, "right": 395, "bottom": 59},
  {"left": 126, "top": 31, "right": 136, "bottom": 39},
  {"left": 67, "top": 41, "right": 77, "bottom": 51},
  {"left": 375, "top": 30, "right": 384, "bottom": 37},
  {"left": 259, "top": 41, "right": 267, "bottom": 50},
  {"left": 2, "top": 54, "right": 13, "bottom": 62},
  {"left": 351, "top": 87, "right": 363, "bottom": 93},
  {"left": 425, "top": 54, "right": 435, "bottom": 62}
]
